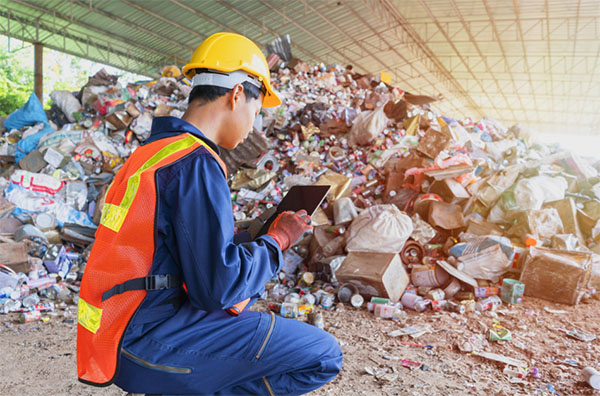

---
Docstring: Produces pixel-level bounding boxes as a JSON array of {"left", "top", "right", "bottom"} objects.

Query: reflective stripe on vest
[
  {"left": 77, "top": 133, "right": 225, "bottom": 386},
  {"left": 101, "top": 134, "right": 223, "bottom": 233}
]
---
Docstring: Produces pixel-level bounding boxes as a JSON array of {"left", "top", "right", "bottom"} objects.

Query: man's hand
[{"left": 266, "top": 210, "right": 313, "bottom": 251}]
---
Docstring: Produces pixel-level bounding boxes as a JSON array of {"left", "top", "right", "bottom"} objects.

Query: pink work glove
[{"left": 266, "top": 210, "right": 313, "bottom": 251}]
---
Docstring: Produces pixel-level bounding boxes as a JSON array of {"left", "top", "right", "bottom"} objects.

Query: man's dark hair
[{"left": 188, "top": 69, "right": 262, "bottom": 105}]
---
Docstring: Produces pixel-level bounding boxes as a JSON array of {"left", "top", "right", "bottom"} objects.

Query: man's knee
[{"left": 319, "top": 331, "right": 343, "bottom": 377}]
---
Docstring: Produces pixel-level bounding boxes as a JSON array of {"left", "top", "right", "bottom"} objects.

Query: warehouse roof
[{"left": 1, "top": 0, "right": 599, "bottom": 135}]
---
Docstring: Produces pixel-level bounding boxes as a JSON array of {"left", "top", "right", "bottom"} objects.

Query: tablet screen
[{"left": 256, "top": 185, "right": 331, "bottom": 237}]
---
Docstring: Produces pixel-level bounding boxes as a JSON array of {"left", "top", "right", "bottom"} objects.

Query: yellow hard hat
[
  {"left": 182, "top": 32, "right": 281, "bottom": 108},
  {"left": 161, "top": 65, "right": 182, "bottom": 78}
]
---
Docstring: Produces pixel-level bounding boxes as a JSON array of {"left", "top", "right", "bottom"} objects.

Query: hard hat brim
[{"left": 183, "top": 63, "right": 281, "bottom": 107}]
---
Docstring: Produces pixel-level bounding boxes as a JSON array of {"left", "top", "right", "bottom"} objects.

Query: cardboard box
[
  {"left": 519, "top": 247, "right": 591, "bottom": 305},
  {"left": 0, "top": 242, "right": 29, "bottom": 273},
  {"left": 335, "top": 251, "right": 409, "bottom": 302},
  {"left": 430, "top": 178, "right": 470, "bottom": 203},
  {"left": 417, "top": 128, "right": 451, "bottom": 159},
  {"left": 543, "top": 198, "right": 585, "bottom": 245},
  {"left": 428, "top": 201, "right": 466, "bottom": 230}
]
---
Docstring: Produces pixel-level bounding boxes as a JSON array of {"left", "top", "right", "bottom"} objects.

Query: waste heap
[
  {"left": 0, "top": 61, "right": 599, "bottom": 334},
  {"left": 0, "top": 67, "right": 191, "bottom": 322},
  {"left": 230, "top": 61, "right": 600, "bottom": 324}
]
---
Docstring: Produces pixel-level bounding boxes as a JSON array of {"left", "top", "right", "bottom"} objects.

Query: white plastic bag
[
  {"left": 349, "top": 104, "right": 389, "bottom": 146},
  {"left": 513, "top": 175, "right": 567, "bottom": 210},
  {"left": 345, "top": 204, "right": 413, "bottom": 253},
  {"left": 50, "top": 91, "right": 81, "bottom": 123}
]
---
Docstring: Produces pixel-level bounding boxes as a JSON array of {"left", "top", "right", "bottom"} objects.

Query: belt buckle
[{"left": 146, "top": 274, "right": 169, "bottom": 290}]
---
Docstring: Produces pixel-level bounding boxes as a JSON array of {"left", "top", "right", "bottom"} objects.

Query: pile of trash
[
  {"left": 0, "top": 58, "right": 600, "bottom": 341},
  {"left": 230, "top": 60, "right": 600, "bottom": 326},
  {"left": 0, "top": 67, "right": 191, "bottom": 322}
]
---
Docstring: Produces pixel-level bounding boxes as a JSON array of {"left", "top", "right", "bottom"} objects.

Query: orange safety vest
[{"left": 77, "top": 133, "right": 227, "bottom": 386}]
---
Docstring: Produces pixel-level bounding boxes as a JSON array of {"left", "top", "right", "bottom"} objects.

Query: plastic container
[
  {"left": 401, "top": 292, "right": 429, "bottom": 312},
  {"left": 411, "top": 264, "right": 450, "bottom": 287},
  {"left": 582, "top": 367, "right": 600, "bottom": 390},
  {"left": 500, "top": 278, "right": 525, "bottom": 304},
  {"left": 475, "top": 295, "right": 502, "bottom": 312},
  {"left": 280, "top": 302, "right": 299, "bottom": 318},
  {"left": 442, "top": 278, "right": 461, "bottom": 298}
]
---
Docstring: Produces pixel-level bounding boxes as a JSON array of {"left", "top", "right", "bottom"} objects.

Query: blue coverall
[{"left": 113, "top": 117, "right": 343, "bottom": 395}]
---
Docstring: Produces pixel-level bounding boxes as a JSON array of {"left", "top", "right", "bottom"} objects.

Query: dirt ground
[{"left": 1, "top": 296, "right": 599, "bottom": 396}]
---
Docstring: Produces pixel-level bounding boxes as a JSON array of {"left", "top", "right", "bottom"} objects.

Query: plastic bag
[
  {"left": 4, "top": 93, "right": 49, "bottom": 130},
  {"left": 50, "top": 91, "right": 81, "bottom": 123},
  {"left": 15, "top": 126, "right": 54, "bottom": 163},
  {"left": 5, "top": 184, "right": 57, "bottom": 213},
  {"left": 345, "top": 204, "right": 413, "bottom": 253},
  {"left": 349, "top": 104, "right": 389, "bottom": 146},
  {"left": 411, "top": 214, "right": 437, "bottom": 245},
  {"left": 66, "top": 181, "right": 88, "bottom": 211},
  {"left": 10, "top": 170, "right": 64, "bottom": 195},
  {"left": 450, "top": 234, "right": 515, "bottom": 262},
  {"left": 457, "top": 244, "right": 511, "bottom": 282},
  {"left": 513, "top": 176, "right": 567, "bottom": 210}
]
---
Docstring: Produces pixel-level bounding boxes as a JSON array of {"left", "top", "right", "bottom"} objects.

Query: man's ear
[{"left": 229, "top": 84, "right": 245, "bottom": 110}]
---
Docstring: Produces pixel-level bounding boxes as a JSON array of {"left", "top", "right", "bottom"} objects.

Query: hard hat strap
[{"left": 191, "top": 70, "right": 263, "bottom": 92}]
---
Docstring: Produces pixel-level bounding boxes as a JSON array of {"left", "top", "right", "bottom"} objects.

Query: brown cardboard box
[
  {"left": 403, "top": 116, "right": 420, "bottom": 136},
  {"left": 0, "top": 242, "right": 29, "bottom": 273},
  {"left": 308, "top": 225, "right": 340, "bottom": 272},
  {"left": 428, "top": 201, "right": 466, "bottom": 230},
  {"left": 543, "top": 198, "right": 585, "bottom": 245},
  {"left": 465, "top": 217, "right": 504, "bottom": 236},
  {"left": 417, "top": 128, "right": 451, "bottom": 159},
  {"left": 506, "top": 208, "right": 564, "bottom": 242},
  {"left": 335, "top": 251, "right": 409, "bottom": 302},
  {"left": 105, "top": 112, "right": 129, "bottom": 130},
  {"left": 430, "top": 178, "right": 470, "bottom": 203},
  {"left": 520, "top": 247, "right": 591, "bottom": 305}
]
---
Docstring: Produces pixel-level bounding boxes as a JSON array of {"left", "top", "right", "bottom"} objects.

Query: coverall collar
[{"left": 144, "top": 116, "right": 221, "bottom": 155}]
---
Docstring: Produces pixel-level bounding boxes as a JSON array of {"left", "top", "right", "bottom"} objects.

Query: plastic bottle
[
  {"left": 582, "top": 367, "right": 600, "bottom": 390},
  {"left": 22, "top": 293, "right": 40, "bottom": 308},
  {"left": 401, "top": 293, "right": 429, "bottom": 312},
  {"left": 476, "top": 295, "right": 502, "bottom": 312}
]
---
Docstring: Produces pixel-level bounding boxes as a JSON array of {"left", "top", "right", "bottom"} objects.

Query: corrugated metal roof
[{"left": 1, "top": 0, "right": 598, "bottom": 135}]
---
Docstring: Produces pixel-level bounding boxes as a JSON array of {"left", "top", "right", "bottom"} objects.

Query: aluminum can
[
  {"left": 320, "top": 293, "right": 335, "bottom": 310},
  {"left": 18, "top": 310, "right": 41, "bottom": 323},
  {"left": 308, "top": 312, "right": 324, "bottom": 329},
  {"left": 280, "top": 302, "right": 299, "bottom": 318}
]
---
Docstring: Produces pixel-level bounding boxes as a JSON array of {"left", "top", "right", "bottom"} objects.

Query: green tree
[
  {"left": 1, "top": 35, "right": 150, "bottom": 118},
  {"left": 0, "top": 40, "right": 33, "bottom": 116}
]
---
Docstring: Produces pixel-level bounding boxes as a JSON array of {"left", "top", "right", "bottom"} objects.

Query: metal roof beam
[
  {"left": 482, "top": 0, "right": 529, "bottom": 125},
  {"left": 512, "top": 0, "right": 540, "bottom": 123},
  {"left": 300, "top": 1, "right": 391, "bottom": 72},
  {"left": 343, "top": 0, "right": 425, "bottom": 85},
  {"left": 374, "top": 0, "right": 483, "bottom": 118},
  {"left": 120, "top": 0, "right": 206, "bottom": 41},
  {"left": 0, "top": 8, "right": 155, "bottom": 75},
  {"left": 255, "top": 0, "right": 372, "bottom": 72},
  {"left": 446, "top": 0, "right": 514, "bottom": 119},
  {"left": 72, "top": 0, "right": 192, "bottom": 53},
  {"left": 417, "top": 0, "right": 502, "bottom": 122},
  {"left": 214, "top": 0, "right": 325, "bottom": 65},
  {"left": 7, "top": 0, "right": 186, "bottom": 64}
]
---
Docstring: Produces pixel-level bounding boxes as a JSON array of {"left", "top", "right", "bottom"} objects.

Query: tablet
[{"left": 256, "top": 184, "right": 331, "bottom": 237}]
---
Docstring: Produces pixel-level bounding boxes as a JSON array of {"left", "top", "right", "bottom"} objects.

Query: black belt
[{"left": 102, "top": 274, "right": 182, "bottom": 301}]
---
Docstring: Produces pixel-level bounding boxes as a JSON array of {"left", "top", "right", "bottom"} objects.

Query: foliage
[
  {"left": 1, "top": 36, "right": 148, "bottom": 118},
  {"left": 0, "top": 40, "right": 33, "bottom": 117}
]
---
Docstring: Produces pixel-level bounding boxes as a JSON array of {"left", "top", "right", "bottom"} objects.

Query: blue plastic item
[
  {"left": 15, "top": 126, "right": 54, "bottom": 163},
  {"left": 4, "top": 93, "right": 49, "bottom": 130}
]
